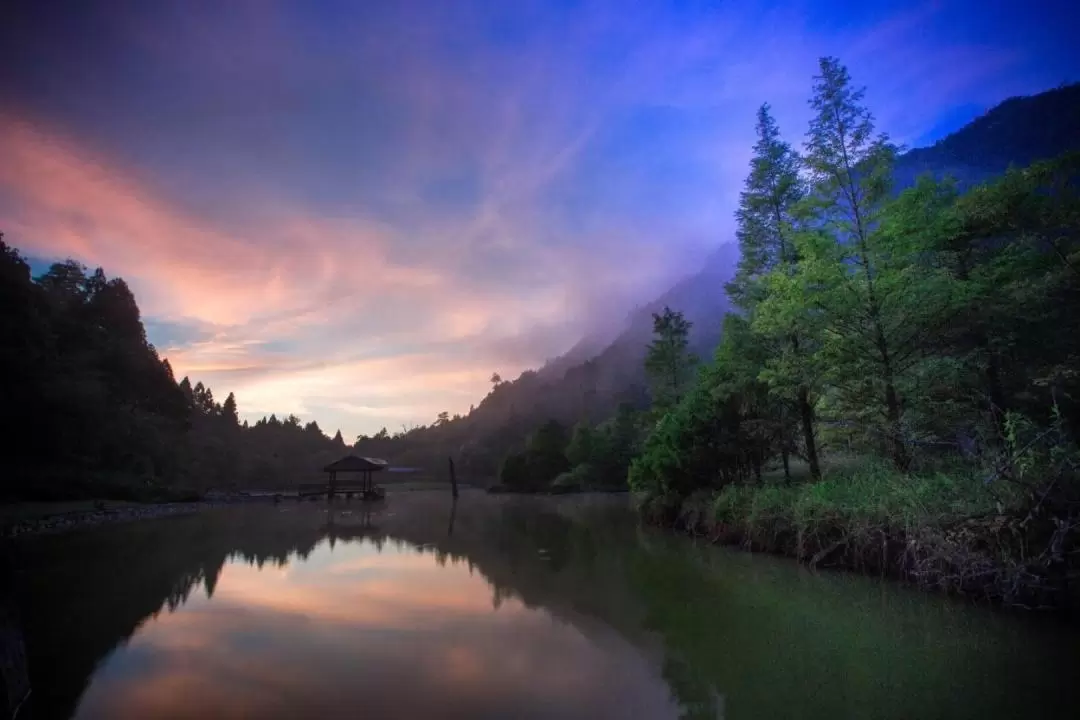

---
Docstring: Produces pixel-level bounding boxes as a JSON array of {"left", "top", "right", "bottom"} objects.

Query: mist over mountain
[
  {"left": 542, "top": 81, "right": 1080, "bottom": 405},
  {"left": 360, "top": 81, "right": 1080, "bottom": 475}
]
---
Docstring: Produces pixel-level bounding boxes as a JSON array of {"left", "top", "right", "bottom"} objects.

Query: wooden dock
[{"left": 296, "top": 482, "right": 385, "bottom": 501}]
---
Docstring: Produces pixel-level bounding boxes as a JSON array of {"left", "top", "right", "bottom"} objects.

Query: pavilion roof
[{"left": 322, "top": 455, "right": 388, "bottom": 472}]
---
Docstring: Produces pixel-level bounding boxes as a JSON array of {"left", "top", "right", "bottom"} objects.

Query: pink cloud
[
  {"left": 0, "top": 114, "right": 430, "bottom": 327},
  {"left": 0, "top": 113, "right": 686, "bottom": 434}
]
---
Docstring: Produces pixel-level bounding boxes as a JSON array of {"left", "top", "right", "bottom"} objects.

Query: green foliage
[
  {"left": 566, "top": 422, "right": 595, "bottom": 467},
  {"left": 633, "top": 56, "right": 1080, "bottom": 574},
  {"left": 725, "top": 103, "right": 823, "bottom": 480},
  {"left": 551, "top": 464, "right": 596, "bottom": 493},
  {"left": 630, "top": 372, "right": 747, "bottom": 498},
  {"left": 645, "top": 306, "right": 697, "bottom": 410},
  {"left": 499, "top": 452, "right": 531, "bottom": 490},
  {"left": 497, "top": 419, "right": 572, "bottom": 492},
  {"left": 709, "top": 460, "right": 1014, "bottom": 542},
  {"left": 727, "top": 103, "right": 804, "bottom": 311},
  {"left": 798, "top": 56, "right": 911, "bottom": 469},
  {"left": 562, "top": 404, "right": 644, "bottom": 490},
  {"left": 526, "top": 419, "right": 571, "bottom": 485}
]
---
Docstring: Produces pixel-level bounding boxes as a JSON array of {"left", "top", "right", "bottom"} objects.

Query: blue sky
[{"left": 1, "top": 0, "right": 1076, "bottom": 438}]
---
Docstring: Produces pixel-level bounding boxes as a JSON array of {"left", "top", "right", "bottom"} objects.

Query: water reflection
[
  {"left": 73, "top": 540, "right": 672, "bottom": 719},
  {"left": 12, "top": 493, "right": 1080, "bottom": 720}
]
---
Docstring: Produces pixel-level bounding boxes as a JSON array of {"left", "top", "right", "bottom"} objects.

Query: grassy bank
[{"left": 639, "top": 458, "right": 1080, "bottom": 612}]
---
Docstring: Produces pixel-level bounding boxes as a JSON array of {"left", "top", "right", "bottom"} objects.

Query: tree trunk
[
  {"left": 797, "top": 387, "right": 822, "bottom": 481},
  {"left": 985, "top": 347, "right": 1007, "bottom": 443},
  {"left": 869, "top": 286, "right": 908, "bottom": 471},
  {"left": 884, "top": 379, "right": 909, "bottom": 470}
]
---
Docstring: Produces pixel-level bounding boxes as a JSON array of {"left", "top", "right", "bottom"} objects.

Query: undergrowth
[{"left": 641, "top": 444, "right": 1078, "bottom": 611}]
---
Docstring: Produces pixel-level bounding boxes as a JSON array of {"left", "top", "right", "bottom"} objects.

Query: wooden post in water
[{"left": 448, "top": 456, "right": 459, "bottom": 499}]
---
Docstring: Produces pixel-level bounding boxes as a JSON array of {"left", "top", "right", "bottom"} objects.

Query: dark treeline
[{"left": 0, "top": 241, "right": 349, "bottom": 500}]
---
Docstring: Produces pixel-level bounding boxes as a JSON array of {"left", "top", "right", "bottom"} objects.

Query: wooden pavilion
[{"left": 311, "top": 455, "right": 388, "bottom": 500}]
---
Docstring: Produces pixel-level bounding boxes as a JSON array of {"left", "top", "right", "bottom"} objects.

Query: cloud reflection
[{"left": 72, "top": 540, "right": 676, "bottom": 719}]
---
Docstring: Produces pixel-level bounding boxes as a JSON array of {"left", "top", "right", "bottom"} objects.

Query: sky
[{"left": 1, "top": 0, "right": 1076, "bottom": 439}]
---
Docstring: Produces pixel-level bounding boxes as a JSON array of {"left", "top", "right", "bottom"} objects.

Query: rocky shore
[{"left": 2, "top": 502, "right": 215, "bottom": 539}]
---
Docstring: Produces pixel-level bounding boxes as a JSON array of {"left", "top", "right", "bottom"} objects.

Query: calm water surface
[{"left": 12, "top": 492, "right": 1079, "bottom": 719}]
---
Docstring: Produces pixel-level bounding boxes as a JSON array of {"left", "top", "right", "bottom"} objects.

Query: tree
[
  {"left": 179, "top": 376, "right": 193, "bottom": 403},
  {"left": 728, "top": 104, "right": 804, "bottom": 308},
  {"left": 525, "top": 419, "right": 570, "bottom": 488},
  {"left": 916, "top": 154, "right": 1080, "bottom": 440},
  {"left": 797, "top": 56, "right": 909, "bottom": 469},
  {"left": 645, "top": 307, "right": 697, "bottom": 411},
  {"left": 711, "top": 315, "right": 787, "bottom": 482},
  {"left": 727, "top": 103, "right": 822, "bottom": 479},
  {"left": 222, "top": 392, "right": 239, "bottom": 425},
  {"left": 629, "top": 372, "right": 746, "bottom": 500},
  {"left": 566, "top": 422, "right": 596, "bottom": 467}
]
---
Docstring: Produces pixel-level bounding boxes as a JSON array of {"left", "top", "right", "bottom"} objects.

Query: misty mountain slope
[
  {"left": 477, "top": 243, "right": 738, "bottom": 419},
  {"left": 559, "top": 82, "right": 1080, "bottom": 403},
  {"left": 388, "top": 81, "right": 1080, "bottom": 472}
]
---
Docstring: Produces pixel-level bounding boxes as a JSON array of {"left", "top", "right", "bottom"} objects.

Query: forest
[
  {"left": 624, "top": 59, "right": 1080, "bottom": 605},
  {"left": 0, "top": 244, "right": 351, "bottom": 500}
]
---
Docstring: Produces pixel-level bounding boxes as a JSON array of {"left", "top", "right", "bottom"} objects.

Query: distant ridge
[{"left": 895, "top": 82, "right": 1080, "bottom": 187}]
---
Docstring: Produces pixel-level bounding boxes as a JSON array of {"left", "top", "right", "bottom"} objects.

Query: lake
[{"left": 10, "top": 491, "right": 1079, "bottom": 719}]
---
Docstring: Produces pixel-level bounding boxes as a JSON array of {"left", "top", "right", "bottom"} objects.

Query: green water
[{"left": 11, "top": 492, "right": 1078, "bottom": 719}]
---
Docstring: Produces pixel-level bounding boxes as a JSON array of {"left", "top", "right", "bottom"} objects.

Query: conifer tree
[
  {"left": 799, "top": 57, "right": 907, "bottom": 468},
  {"left": 728, "top": 104, "right": 821, "bottom": 479}
]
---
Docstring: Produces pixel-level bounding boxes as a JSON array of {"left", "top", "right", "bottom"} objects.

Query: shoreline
[
  {"left": 1, "top": 501, "right": 221, "bottom": 539},
  {"left": 641, "top": 496, "right": 1079, "bottom": 615},
  {"left": 1, "top": 489, "right": 463, "bottom": 539}
]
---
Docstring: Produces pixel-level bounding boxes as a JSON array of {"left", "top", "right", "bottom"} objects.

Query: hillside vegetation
[{"left": 626, "top": 60, "right": 1080, "bottom": 608}]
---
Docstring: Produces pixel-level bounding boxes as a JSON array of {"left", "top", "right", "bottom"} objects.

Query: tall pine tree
[
  {"left": 728, "top": 104, "right": 821, "bottom": 479},
  {"left": 644, "top": 307, "right": 697, "bottom": 411},
  {"left": 801, "top": 56, "right": 909, "bottom": 469}
]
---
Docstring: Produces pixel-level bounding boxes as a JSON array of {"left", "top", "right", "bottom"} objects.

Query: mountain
[
  {"left": 894, "top": 82, "right": 1080, "bottom": 187},
  {"left": 374, "top": 82, "right": 1080, "bottom": 475}
]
